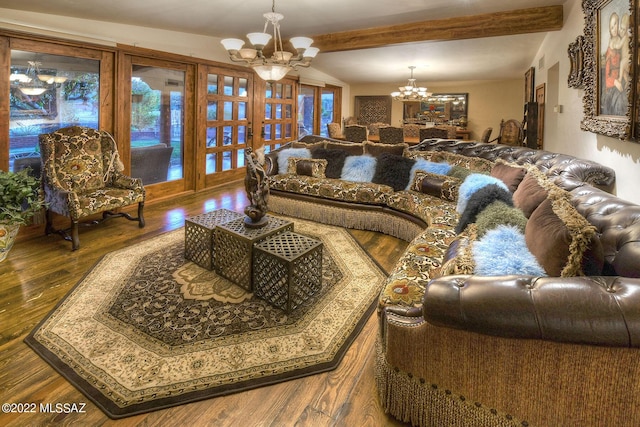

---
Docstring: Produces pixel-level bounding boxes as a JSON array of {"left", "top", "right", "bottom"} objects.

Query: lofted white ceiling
[{"left": 0, "top": 0, "right": 568, "bottom": 84}]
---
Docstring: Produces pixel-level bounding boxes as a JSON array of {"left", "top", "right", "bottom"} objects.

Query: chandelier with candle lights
[{"left": 220, "top": 0, "right": 319, "bottom": 82}]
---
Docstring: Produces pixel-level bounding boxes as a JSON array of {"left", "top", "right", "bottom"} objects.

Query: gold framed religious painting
[{"left": 581, "top": 0, "right": 636, "bottom": 139}]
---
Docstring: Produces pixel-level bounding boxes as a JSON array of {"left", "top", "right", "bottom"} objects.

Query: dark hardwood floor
[{"left": 0, "top": 181, "right": 409, "bottom": 427}]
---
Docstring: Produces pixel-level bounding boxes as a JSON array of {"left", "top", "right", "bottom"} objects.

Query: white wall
[
  {"left": 532, "top": 0, "right": 640, "bottom": 203},
  {"left": 350, "top": 80, "right": 523, "bottom": 141}
]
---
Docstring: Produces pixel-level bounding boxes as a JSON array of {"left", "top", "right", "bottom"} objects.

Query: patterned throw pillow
[
  {"left": 277, "top": 147, "right": 311, "bottom": 174},
  {"left": 287, "top": 157, "right": 327, "bottom": 178},
  {"left": 429, "top": 151, "right": 494, "bottom": 173},
  {"left": 409, "top": 170, "right": 461, "bottom": 202},
  {"left": 406, "top": 158, "right": 452, "bottom": 190}
]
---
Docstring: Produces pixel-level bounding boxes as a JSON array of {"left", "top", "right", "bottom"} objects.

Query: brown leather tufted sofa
[{"left": 377, "top": 140, "right": 640, "bottom": 426}]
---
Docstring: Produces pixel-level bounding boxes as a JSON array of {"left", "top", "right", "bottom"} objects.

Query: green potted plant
[{"left": 0, "top": 168, "right": 46, "bottom": 262}]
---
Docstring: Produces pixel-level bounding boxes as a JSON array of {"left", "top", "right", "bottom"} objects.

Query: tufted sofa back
[
  {"left": 410, "top": 139, "right": 616, "bottom": 192},
  {"left": 410, "top": 139, "right": 640, "bottom": 278},
  {"left": 571, "top": 184, "right": 640, "bottom": 277}
]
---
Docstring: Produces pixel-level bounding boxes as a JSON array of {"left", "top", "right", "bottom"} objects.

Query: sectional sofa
[{"left": 264, "top": 136, "right": 640, "bottom": 426}]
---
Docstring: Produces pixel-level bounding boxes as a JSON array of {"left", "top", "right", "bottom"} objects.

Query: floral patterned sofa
[{"left": 264, "top": 136, "right": 640, "bottom": 426}]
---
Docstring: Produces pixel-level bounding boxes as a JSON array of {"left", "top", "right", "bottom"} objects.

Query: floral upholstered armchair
[{"left": 39, "top": 126, "right": 145, "bottom": 250}]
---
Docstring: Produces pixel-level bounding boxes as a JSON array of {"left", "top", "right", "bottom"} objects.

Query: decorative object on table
[
  {"left": 0, "top": 168, "right": 46, "bottom": 262},
  {"left": 580, "top": 0, "right": 635, "bottom": 139},
  {"left": 39, "top": 126, "right": 145, "bottom": 250},
  {"left": 243, "top": 147, "right": 270, "bottom": 228},
  {"left": 24, "top": 216, "right": 385, "bottom": 419},
  {"left": 568, "top": 35, "right": 586, "bottom": 88},
  {"left": 220, "top": 0, "right": 319, "bottom": 82}
]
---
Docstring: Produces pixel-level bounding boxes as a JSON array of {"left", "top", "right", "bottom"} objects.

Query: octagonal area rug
[{"left": 25, "top": 215, "right": 386, "bottom": 419}]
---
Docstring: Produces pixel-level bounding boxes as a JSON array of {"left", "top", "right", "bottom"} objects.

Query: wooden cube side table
[
  {"left": 253, "top": 231, "right": 323, "bottom": 313},
  {"left": 184, "top": 209, "right": 244, "bottom": 270},
  {"left": 213, "top": 215, "right": 293, "bottom": 291}
]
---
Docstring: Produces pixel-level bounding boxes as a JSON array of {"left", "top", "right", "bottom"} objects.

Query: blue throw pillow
[
  {"left": 472, "top": 225, "right": 546, "bottom": 276},
  {"left": 277, "top": 148, "right": 311, "bottom": 174},
  {"left": 457, "top": 173, "right": 509, "bottom": 213},
  {"left": 406, "top": 159, "right": 452, "bottom": 190},
  {"left": 341, "top": 155, "right": 377, "bottom": 182}
]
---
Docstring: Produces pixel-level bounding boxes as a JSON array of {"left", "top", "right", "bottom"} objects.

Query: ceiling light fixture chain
[
  {"left": 391, "top": 66, "right": 431, "bottom": 102},
  {"left": 220, "top": 0, "right": 319, "bottom": 83}
]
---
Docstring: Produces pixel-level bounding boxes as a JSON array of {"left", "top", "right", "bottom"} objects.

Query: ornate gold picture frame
[
  {"left": 568, "top": 35, "right": 585, "bottom": 88},
  {"left": 581, "top": 0, "right": 636, "bottom": 139}
]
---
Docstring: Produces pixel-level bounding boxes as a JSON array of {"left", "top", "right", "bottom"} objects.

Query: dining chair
[
  {"left": 491, "top": 119, "right": 524, "bottom": 145},
  {"left": 378, "top": 126, "right": 405, "bottom": 144},
  {"left": 367, "top": 122, "right": 390, "bottom": 137},
  {"left": 480, "top": 127, "right": 493, "bottom": 143},
  {"left": 419, "top": 127, "right": 449, "bottom": 141},
  {"left": 403, "top": 124, "right": 421, "bottom": 139},
  {"left": 326, "top": 122, "right": 344, "bottom": 139},
  {"left": 344, "top": 125, "right": 368, "bottom": 143}
]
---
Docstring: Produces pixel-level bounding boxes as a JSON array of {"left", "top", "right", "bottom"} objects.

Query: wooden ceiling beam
[{"left": 311, "top": 6, "right": 563, "bottom": 53}]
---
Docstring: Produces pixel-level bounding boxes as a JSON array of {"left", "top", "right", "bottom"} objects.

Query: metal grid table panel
[
  {"left": 253, "top": 231, "right": 323, "bottom": 313},
  {"left": 184, "top": 209, "right": 244, "bottom": 270},
  {"left": 213, "top": 215, "right": 293, "bottom": 291}
]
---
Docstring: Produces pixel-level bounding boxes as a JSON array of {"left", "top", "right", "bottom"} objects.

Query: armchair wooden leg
[
  {"left": 44, "top": 209, "right": 54, "bottom": 236},
  {"left": 138, "top": 202, "right": 145, "bottom": 228},
  {"left": 71, "top": 219, "right": 80, "bottom": 251}
]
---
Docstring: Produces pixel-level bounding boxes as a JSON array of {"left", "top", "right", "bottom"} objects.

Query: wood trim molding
[{"left": 311, "top": 6, "right": 564, "bottom": 53}]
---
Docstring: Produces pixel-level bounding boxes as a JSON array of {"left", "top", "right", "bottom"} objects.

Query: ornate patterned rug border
[{"left": 24, "top": 215, "right": 386, "bottom": 419}]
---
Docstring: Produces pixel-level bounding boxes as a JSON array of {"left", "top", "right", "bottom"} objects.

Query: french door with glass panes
[
  {"left": 262, "top": 77, "right": 297, "bottom": 154},
  {"left": 201, "top": 65, "right": 253, "bottom": 188},
  {"left": 121, "top": 55, "right": 195, "bottom": 200}
]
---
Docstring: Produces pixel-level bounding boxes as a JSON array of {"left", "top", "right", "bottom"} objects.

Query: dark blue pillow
[
  {"left": 371, "top": 153, "right": 416, "bottom": 191},
  {"left": 312, "top": 148, "right": 349, "bottom": 179}
]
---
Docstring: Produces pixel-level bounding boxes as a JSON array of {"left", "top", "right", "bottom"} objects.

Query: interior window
[
  {"left": 130, "top": 65, "right": 185, "bottom": 184},
  {"left": 9, "top": 50, "right": 100, "bottom": 174}
]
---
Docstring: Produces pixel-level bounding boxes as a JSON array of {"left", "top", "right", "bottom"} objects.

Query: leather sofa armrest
[
  {"left": 423, "top": 275, "right": 640, "bottom": 347},
  {"left": 384, "top": 305, "right": 423, "bottom": 318}
]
